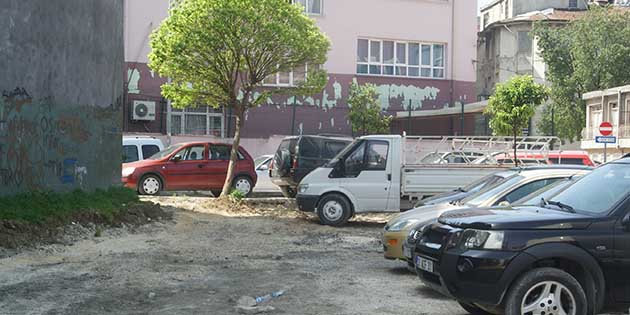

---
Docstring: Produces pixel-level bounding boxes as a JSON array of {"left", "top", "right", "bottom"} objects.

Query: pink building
[{"left": 123, "top": 0, "right": 478, "bottom": 155}]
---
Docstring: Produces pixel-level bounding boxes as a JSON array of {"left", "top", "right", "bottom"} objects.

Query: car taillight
[{"left": 292, "top": 158, "right": 298, "bottom": 170}]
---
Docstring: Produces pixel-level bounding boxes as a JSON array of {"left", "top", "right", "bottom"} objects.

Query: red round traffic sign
[{"left": 599, "top": 122, "right": 613, "bottom": 136}]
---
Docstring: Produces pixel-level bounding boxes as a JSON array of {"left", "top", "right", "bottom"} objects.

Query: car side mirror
[
  {"left": 171, "top": 156, "right": 182, "bottom": 163},
  {"left": 498, "top": 201, "right": 510, "bottom": 207},
  {"left": 258, "top": 165, "right": 269, "bottom": 171}
]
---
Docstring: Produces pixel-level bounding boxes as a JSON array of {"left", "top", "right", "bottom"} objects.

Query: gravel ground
[{"left": 0, "top": 196, "right": 466, "bottom": 315}]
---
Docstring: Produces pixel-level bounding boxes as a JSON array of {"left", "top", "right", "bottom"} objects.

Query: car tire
[
  {"left": 316, "top": 194, "right": 352, "bottom": 227},
  {"left": 279, "top": 186, "right": 297, "bottom": 198},
  {"left": 505, "top": 267, "right": 587, "bottom": 315},
  {"left": 139, "top": 174, "right": 162, "bottom": 196},
  {"left": 458, "top": 302, "right": 494, "bottom": 315},
  {"left": 233, "top": 176, "right": 253, "bottom": 197}
]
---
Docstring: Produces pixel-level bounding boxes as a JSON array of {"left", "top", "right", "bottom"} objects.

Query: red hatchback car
[{"left": 122, "top": 142, "right": 257, "bottom": 196}]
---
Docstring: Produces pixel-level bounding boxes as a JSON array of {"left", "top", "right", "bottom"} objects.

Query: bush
[{"left": 229, "top": 189, "right": 246, "bottom": 201}]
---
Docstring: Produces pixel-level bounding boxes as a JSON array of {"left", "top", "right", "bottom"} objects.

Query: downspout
[{"left": 450, "top": 0, "right": 456, "bottom": 124}]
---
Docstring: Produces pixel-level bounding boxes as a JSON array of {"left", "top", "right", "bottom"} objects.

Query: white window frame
[
  {"left": 292, "top": 0, "right": 322, "bottom": 15},
  {"left": 263, "top": 64, "right": 309, "bottom": 87},
  {"left": 169, "top": 106, "right": 226, "bottom": 137},
  {"left": 356, "top": 38, "right": 446, "bottom": 79}
]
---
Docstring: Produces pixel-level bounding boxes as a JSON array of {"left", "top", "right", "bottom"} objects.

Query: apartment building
[{"left": 123, "top": 0, "right": 478, "bottom": 156}]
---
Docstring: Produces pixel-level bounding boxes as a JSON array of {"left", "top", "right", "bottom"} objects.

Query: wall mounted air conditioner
[{"left": 132, "top": 100, "right": 156, "bottom": 121}]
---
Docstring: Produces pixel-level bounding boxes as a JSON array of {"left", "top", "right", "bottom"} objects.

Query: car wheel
[
  {"left": 233, "top": 176, "right": 253, "bottom": 197},
  {"left": 139, "top": 174, "right": 162, "bottom": 196},
  {"left": 505, "top": 267, "right": 587, "bottom": 315},
  {"left": 279, "top": 186, "right": 297, "bottom": 198},
  {"left": 316, "top": 194, "right": 352, "bottom": 226},
  {"left": 458, "top": 302, "right": 494, "bottom": 315}
]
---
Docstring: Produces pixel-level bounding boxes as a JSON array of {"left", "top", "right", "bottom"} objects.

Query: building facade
[
  {"left": 476, "top": 0, "right": 587, "bottom": 136},
  {"left": 0, "top": 0, "right": 124, "bottom": 195},
  {"left": 581, "top": 86, "right": 630, "bottom": 161},
  {"left": 123, "top": 0, "right": 478, "bottom": 156}
]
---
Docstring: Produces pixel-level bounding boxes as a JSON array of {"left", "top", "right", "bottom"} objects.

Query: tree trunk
[
  {"left": 513, "top": 128, "right": 518, "bottom": 168},
  {"left": 220, "top": 106, "right": 244, "bottom": 197}
]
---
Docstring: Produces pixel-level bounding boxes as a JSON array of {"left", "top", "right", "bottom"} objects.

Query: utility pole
[
  {"left": 291, "top": 96, "right": 297, "bottom": 135},
  {"left": 460, "top": 98, "right": 465, "bottom": 136},
  {"left": 407, "top": 99, "right": 412, "bottom": 135}
]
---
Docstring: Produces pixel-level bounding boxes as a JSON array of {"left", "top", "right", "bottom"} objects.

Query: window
[
  {"left": 483, "top": 13, "right": 490, "bottom": 28},
  {"left": 141, "top": 145, "right": 160, "bottom": 159},
  {"left": 298, "top": 137, "right": 320, "bottom": 158},
  {"left": 356, "top": 38, "right": 445, "bottom": 79},
  {"left": 263, "top": 64, "right": 308, "bottom": 87},
  {"left": 323, "top": 141, "right": 349, "bottom": 159},
  {"left": 517, "top": 31, "right": 532, "bottom": 54},
  {"left": 174, "top": 145, "right": 205, "bottom": 161},
  {"left": 499, "top": 178, "right": 561, "bottom": 205},
  {"left": 123, "top": 145, "right": 139, "bottom": 163},
  {"left": 344, "top": 142, "right": 366, "bottom": 177},
  {"left": 365, "top": 141, "right": 388, "bottom": 170},
  {"left": 292, "top": 0, "right": 322, "bottom": 15},
  {"left": 569, "top": 0, "right": 578, "bottom": 8},
  {"left": 549, "top": 158, "right": 585, "bottom": 166},
  {"left": 170, "top": 105, "right": 225, "bottom": 137},
  {"left": 210, "top": 145, "right": 245, "bottom": 160}
]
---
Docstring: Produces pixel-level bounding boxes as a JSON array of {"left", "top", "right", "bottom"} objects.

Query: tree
[
  {"left": 149, "top": 0, "right": 330, "bottom": 197},
  {"left": 346, "top": 82, "right": 392, "bottom": 136},
  {"left": 533, "top": 6, "right": 630, "bottom": 141},
  {"left": 485, "top": 75, "right": 549, "bottom": 166}
]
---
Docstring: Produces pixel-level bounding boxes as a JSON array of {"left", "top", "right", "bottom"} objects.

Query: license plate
[
  {"left": 404, "top": 245, "right": 412, "bottom": 259},
  {"left": 416, "top": 256, "right": 434, "bottom": 273}
]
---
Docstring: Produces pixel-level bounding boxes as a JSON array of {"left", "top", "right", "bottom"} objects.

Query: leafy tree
[
  {"left": 485, "top": 75, "right": 549, "bottom": 166},
  {"left": 533, "top": 6, "right": 630, "bottom": 141},
  {"left": 346, "top": 82, "right": 392, "bottom": 135},
  {"left": 149, "top": 0, "right": 330, "bottom": 197}
]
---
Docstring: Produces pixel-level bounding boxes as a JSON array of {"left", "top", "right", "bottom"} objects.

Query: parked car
[
  {"left": 402, "top": 177, "right": 580, "bottom": 269},
  {"left": 122, "top": 136, "right": 165, "bottom": 163},
  {"left": 414, "top": 172, "right": 507, "bottom": 208},
  {"left": 383, "top": 166, "right": 591, "bottom": 264},
  {"left": 253, "top": 155, "right": 279, "bottom": 193},
  {"left": 270, "top": 135, "right": 351, "bottom": 198},
  {"left": 547, "top": 150, "right": 595, "bottom": 166},
  {"left": 295, "top": 135, "right": 558, "bottom": 226},
  {"left": 474, "top": 151, "right": 595, "bottom": 167},
  {"left": 413, "top": 160, "right": 630, "bottom": 315},
  {"left": 122, "top": 142, "right": 257, "bottom": 196}
]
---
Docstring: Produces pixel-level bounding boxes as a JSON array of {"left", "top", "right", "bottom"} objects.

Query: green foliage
[
  {"left": 229, "top": 189, "right": 246, "bottom": 201},
  {"left": 149, "top": 0, "right": 330, "bottom": 197},
  {"left": 346, "top": 82, "right": 392, "bottom": 135},
  {"left": 485, "top": 75, "right": 548, "bottom": 166},
  {"left": 0, "top": 187, "right": 139, "bottom": 223},
  {"left": 533, "top": 7, "right": 630, "bottom": 141}
]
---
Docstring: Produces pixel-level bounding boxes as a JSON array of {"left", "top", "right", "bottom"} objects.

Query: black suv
[
  {"left": 414, "top": 159, "right": 630, "bottom": 315},
  {"left": 270, "top": 135, "right": 351, "bottom": 197}
]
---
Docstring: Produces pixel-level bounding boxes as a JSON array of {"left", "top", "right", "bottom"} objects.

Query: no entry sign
[{"left": 599, "top": 122, "right": 613, "bottom": 136}]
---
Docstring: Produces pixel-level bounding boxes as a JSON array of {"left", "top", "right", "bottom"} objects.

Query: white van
[{"left": 122, "top": 136, "right": 165, "bottom": 163}]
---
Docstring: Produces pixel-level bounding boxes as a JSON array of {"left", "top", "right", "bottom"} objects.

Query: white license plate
[
  {"left": 416, "top": 256, "right": 434, "bottom": 273},
  {"left": 404, "top": 245, "right": 412, "bottom": 258}
]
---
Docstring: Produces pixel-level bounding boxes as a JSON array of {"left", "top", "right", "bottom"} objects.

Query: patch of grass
[
  {"left": 0, "top": 187, "right": 139, "bottom": 223},
  {"left": 229, "top": 189, "right": 246, "bottom": 201}
]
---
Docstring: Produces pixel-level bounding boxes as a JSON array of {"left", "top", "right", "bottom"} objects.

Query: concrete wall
[{"left": 0, "top": 0, "right": 124, "bottom": 195}]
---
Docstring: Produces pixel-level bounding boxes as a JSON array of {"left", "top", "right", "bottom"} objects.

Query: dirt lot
[{"left": 0, "top": 196, "right": 466, "bottom": 315}]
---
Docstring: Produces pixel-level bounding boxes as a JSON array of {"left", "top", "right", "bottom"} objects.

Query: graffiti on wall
[{"left": 0, "top": 87, "right": 120, "bottom": 194}]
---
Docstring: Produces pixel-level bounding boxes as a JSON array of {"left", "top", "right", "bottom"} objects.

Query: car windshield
[
  {"left": 514, "top": 178, "right": 574, "bottom": 206},
  {"left": 329, "top": 139, "right": 362, "bottom": 162},
  {"left": 148, "top": 144, "right": 183, "bottom": 160},
  {"left": 421, "top": 152, "right": 443, "bottom": 164},
  {"left": 547, "top": 163, "right": 630, "bottom": 215},
  {"left": 462, "top": 173, "right": 509, "bottom": 193},
  {"left": 461, "top": 174, "right": 524, "bottom": 207}
]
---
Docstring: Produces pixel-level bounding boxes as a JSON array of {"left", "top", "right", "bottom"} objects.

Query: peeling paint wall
[{"left": 0, "top": 0, "right": 124, "bottom": 196}]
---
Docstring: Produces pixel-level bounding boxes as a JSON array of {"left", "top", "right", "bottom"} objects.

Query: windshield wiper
[
  {"left": 541, "top": 198, "right": 576, "bottom": 213},
  {"left": 455, "top": 187, "right": 466, "bottom": 193}
]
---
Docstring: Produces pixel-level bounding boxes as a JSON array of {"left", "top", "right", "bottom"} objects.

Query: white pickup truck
[{"left": 295, "top": 135, "right": 556, "bottom": 226}]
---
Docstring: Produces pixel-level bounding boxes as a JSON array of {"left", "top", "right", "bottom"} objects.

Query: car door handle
[
  {"left": 197, "top": 164, "right": 205, "bottom": 169},
  {"left": 387, "top": 174, "right": 392, "bottom": 181}
]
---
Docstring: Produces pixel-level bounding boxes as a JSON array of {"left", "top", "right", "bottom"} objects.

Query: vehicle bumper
[
  {"left": 382, "top": 230, "right": 408, "bottom": 261},
  {"left": 121, "top": 176, "right": 137, "bottom": 190},
  {"left": 296, "top": 194, "right": 318, "bottom": 212},
  {"left": 415, "top": 248, "right": 525, "bottom": 306}
]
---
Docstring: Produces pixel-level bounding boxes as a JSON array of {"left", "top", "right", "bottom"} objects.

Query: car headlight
[
  {"left": 459, "top": 229, "right": 505, "bottom": 250},
  {"left": 388, "top": 219, "right": 420, "bottom": 232},
  {"left": 122, "top": 167, "right": 136, "bottom": 178},
  {"left": 298, "top": 184, "right": 309, "bottom": 193}
]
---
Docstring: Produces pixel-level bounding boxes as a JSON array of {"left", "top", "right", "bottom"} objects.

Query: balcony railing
[{"left": 583, "top": 124, "right": 630, "bottom": 140}]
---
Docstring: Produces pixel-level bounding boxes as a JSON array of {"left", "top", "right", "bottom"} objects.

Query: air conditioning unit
[{"left": 132, "top": 100, "right": 156, "bottom": 121}]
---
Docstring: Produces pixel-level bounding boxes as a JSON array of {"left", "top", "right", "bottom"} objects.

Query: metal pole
[
  {"left": 291, "top": 96, "right": 297, "bottom": 136},
  {"left": 604, "top": 143, "right": 607, "bottom": 163},
  {"left": 460, "top": 99, "right": 465, "bottom": 136},
  {"left": 407, "top": 100, "right": 412, "bottom": 135}
]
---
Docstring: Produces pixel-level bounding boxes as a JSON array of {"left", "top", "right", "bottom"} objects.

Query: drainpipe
[
  {"left": 619, "top": 89, "right": 623, "bottom": 140},
  {"left": 449, "top": 0, "right": 456, "bottom": 117}
]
